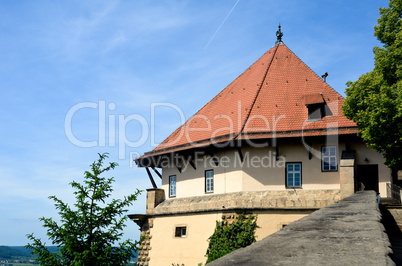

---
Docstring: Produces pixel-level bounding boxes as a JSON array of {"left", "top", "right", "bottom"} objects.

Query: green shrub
[{"left": 206, "top": 214, "right": 258, "bottom": 263}]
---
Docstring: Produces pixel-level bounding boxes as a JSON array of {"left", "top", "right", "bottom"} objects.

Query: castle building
[{"left": 129, "top": 28, "right": 392, "bottom": 266}]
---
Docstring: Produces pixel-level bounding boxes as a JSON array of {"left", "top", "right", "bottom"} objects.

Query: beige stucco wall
[
  {"left": 240, "top": 143, "right": 342, "bottom": 192},
  {"left": 349, "top": 141, "right": 391, "bottom": 196},
  {"left": 146, "top": 210, "right": 312, "bottom": 266},
  {"left": 161, "top": 142, "right": 338, "bottom": 198},
  {"left": 161, "top": 149, "right": 244, "bottom": 198},
  {"left": 148, "top": 213, "right": 220, "bottom": 265},
  {"left": 159, "top": 139, "right": 391, "bottom": 199},
  {"left": 254, "top": 209, "right": 313, "bottom": 238}
]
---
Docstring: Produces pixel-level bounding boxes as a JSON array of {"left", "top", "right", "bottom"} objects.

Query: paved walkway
[
  {"left": 388, "top": 208, "right": 402, "bottom": 230},
  {"left": 382, "top": 205, "right": 402, "bottom": 265}
]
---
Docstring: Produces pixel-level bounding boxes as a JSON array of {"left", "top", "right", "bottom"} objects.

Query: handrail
[{"left": 386, "top": 183, "right": 402, "bottom": 204}]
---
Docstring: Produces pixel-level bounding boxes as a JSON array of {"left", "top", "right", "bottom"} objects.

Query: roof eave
[{"left": 135, "top": 126, "right": 359, "bottom": 167}]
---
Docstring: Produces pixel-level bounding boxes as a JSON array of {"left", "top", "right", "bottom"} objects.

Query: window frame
[
  {"left": 174, "top": 226, "right": 187, "bottom": 238},
  {"left": 205, "top": 169, "right": 214, "bottom": 193},
  {"left": 285, "top": 162, "right": 302, "bottom": 188},
  {"left": 321, "top": 146, "right": 338, "bottom": 172},
  {"left": 169, "top": 175, "right": 176, "bottom": 197}
]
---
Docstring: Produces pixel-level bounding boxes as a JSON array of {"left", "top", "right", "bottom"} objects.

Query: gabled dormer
[{"left": 304, "top": 93, "right": 333, "bottom": 121}]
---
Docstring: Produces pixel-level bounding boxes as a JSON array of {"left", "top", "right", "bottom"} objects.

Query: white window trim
[
  {"left": 205, "top": 169, "right": 214, "bottom": 193},
  {"left": 169, "top": 175, "right": 176, "bottom": 197},
  {"left": 322, "top": 146, "right": 338, "bottom": 172},
  {"left": 180, "top": 227, "right": 186, "bottom": 237}
]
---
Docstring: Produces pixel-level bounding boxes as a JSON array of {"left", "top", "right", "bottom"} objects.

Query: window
[
  {"left": 205, "top": 170, "right": 214, "bottom": 193},
  {"left": 322, "top": 146, "right": 338, "bottom": 171},
  {"left": 175, "top": 226, "right": 187, "bottom": 237},
  {"left": 286, "top": 163, "right": 302, "bottom": 188},
  {"left": 307, "top": 103, "right": 323, "bottom": 120},
  {"left": 169, "top": 175, "right": 176, "bottom": 197},
  {"left": 307, "top": 103, "right": 332, "bottom": 121}
]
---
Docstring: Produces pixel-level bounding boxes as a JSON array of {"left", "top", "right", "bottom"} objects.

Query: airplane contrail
[{"left": 204, "top": 0, "right": 241, "bottom": 49}]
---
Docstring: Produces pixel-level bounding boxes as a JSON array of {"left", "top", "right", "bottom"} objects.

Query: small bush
[{"left": 206, "top": 214, "right": 258, "bottom": 263}]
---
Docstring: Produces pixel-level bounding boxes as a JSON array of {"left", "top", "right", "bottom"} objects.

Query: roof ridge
[
  {"left": 154, "top": 44, "right": 280, "bottom": 151},
  {"left": 235, "top": 44, "right": 281, "bottom": 139},
  {"left": 187, "top": 45, "right": 279, "bottom": 121},
  {"left": 284, "top": 45, "right": 344, "bottom": 99}
]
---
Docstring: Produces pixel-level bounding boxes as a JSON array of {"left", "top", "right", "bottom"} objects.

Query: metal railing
[{"left": 386, "top": 183, "right": 402, "bottom": 204}]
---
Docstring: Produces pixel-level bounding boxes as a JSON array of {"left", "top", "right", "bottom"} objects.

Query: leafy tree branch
[{"left": 343, "top": 0, "right": 402, "bottom": 170}]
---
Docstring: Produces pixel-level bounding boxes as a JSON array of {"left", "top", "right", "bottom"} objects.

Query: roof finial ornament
[{"left": 276, "top": 24, "right": 283, "bottom": 45}]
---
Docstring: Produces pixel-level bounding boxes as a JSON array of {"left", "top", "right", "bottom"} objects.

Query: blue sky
[{"left": 0, "top": 0, "right": 387, "bottom": 246}]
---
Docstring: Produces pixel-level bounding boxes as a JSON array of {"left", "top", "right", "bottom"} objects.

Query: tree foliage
[
  {"left": 26, "top": 153, "right": 142, "bottom": 265},
  {"left": 205, "top": 214, "right": 258, "bottom": 264},
  {"left": 343, "top": 0, "right": 402, "bottom": 169}
]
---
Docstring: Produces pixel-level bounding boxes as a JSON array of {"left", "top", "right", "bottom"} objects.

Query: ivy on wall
[{"left": 205, "top": 214, "right": 258, "bottom": 263}]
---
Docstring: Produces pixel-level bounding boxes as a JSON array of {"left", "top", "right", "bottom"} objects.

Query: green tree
[
  {"left": 343, "top": 0, "right": 402, "bottom": 170},
  {"left": 206, "top": 214, "right": 258, "bottom": 264},
  {"left": 26, "top": 153, "right": 142, "bottom": 266}
]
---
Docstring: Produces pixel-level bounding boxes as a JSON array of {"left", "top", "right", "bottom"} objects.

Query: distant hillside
[
  {"left": 0, "top": 246, "right": 137, "bottom": 262},
  {"left": 0, "top": 246, "right": 34, "bottom": 260},
  {"left": 0, "top": 246, "right": 60, "bottom": 260}
]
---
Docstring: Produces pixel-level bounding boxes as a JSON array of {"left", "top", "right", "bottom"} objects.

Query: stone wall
[
  {"left": 153, "top": 189, "right": 341, "bottom": 215},
  {"left": 208, "top": 191, "right": 394, "bottom": 266}
]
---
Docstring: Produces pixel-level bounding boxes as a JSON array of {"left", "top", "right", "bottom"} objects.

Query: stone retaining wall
[
  {"left": 153, "top": 190, "right": 340, "bottom": 215},
  {"left": 208, "top": 191, "right": 394, "bottom": 266}
]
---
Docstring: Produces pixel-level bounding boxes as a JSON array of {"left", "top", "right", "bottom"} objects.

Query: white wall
[{"left": 159, "top": 138, "right": 390, "bottom": 199}]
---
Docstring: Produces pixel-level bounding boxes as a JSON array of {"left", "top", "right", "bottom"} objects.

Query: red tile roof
[{"left": 142, "top": 43, "right": 357, "bottom": 158}]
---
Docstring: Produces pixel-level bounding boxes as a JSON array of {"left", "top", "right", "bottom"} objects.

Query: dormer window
[
  {"left": 304, "top": 93, "right": 332, "bottom": 121},
  {"left": 307, "top": 103, "right": 332, "bottom": 121}
]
